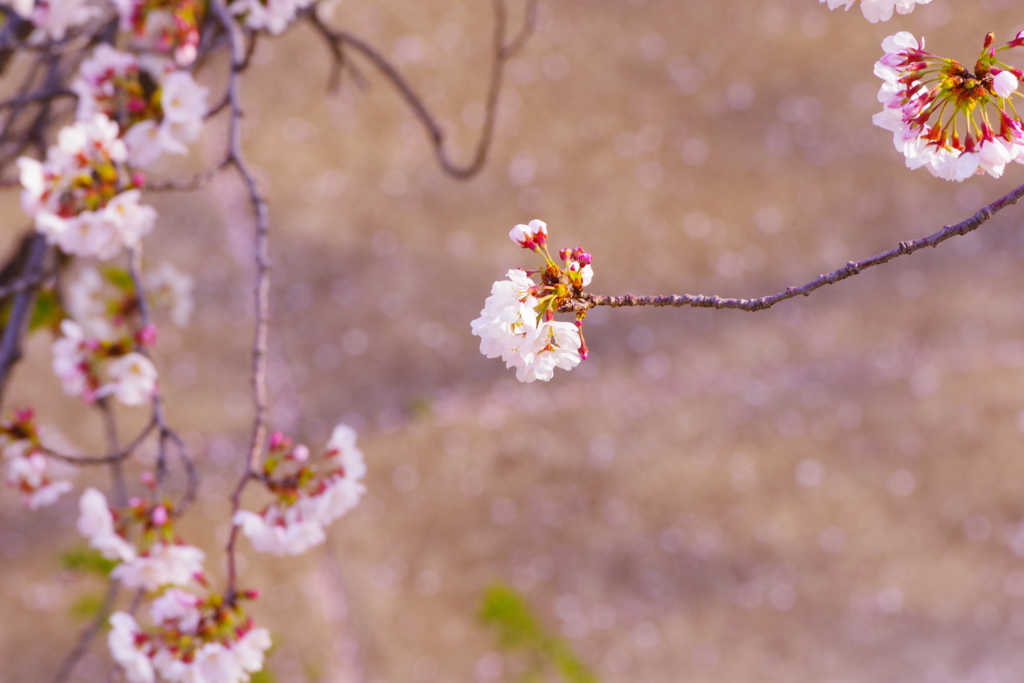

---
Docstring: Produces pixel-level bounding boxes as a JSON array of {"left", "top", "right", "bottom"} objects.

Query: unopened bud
[
  {"left": 136, "top": 325, "right": 158, "bottom": 347},
  {"left": 268, "top": 431, "right": 289, "bottom": 451},
  {"left": 141, "top": 471, "right": 157, "bottom": 489},
  {"left": 288, "top": 444, "right": 310, "bottom": 462},
  {"left": 151, "top": 504, "right": 169, "bottom": 526}
]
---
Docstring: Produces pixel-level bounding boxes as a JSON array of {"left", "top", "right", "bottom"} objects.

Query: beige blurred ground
[{"left": 5, "top": 0, "right": 1024, "bottom": 680}]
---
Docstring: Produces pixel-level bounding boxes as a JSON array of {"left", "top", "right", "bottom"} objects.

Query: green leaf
[
  {"left": 61, "top": 547, "right": 117, "bottom": 576},
  {"left": 28, "top": 289, "right": 63, "bottom": 331},
  {"left": 70, "top": 592, "right": 105, "bottom": 620},
  {"left": 479, "top": 583, "right": 599, "bottom": 683},
  {"left": 102, "top": 266, "right": 136, "bottom": 293},
  {"left": 479, "top": 582, "right": 543, "bottom": 650}
]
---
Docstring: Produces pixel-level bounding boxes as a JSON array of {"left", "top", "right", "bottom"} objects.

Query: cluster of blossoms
[
  {"left": 72, "top": 44, "right": 208, "bottom": 168},
  {"left": 230, "top": 0, "right": 315, "bottom": 35},
  {"left": 8, "top": 0, "right": 284, "bottom": 49},
  {"left": 874, "top": 31, "right": 1024, "bottom": 181},
  {"left": 471, "top": 220, "right": 590, "bottom": 383},
  {"left": 1, "top": 409, "right": 72, "bottom": 509},
  {"left": 19, "top": 114, "right": 154, "bottom": 260},
  {"left": 78, "top": 487, "right": 206, "bottom": 590},
  {"left": 233, "top": 424, "right": 367, "bottom": 556},
  {"left": 52, "top": 319, "right": 159, "bottom": 406},
  {"left": 819, "top": 0, "right": 931, "bottom": 23},
  {"left": 8, "top": 0, "right": 101, "bottom": 41},
  {"left": 109, "top": 591, "right": 270, "bottom": 683},
  {"left": 113, "top": 0, "right": 205, "bottom": 66},
  {"left": 67, "top": 263, "right": 193, "bottom": 340}
]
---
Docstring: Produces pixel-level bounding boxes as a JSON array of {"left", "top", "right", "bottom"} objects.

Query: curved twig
[
  {"left": 309, "top": 0, "right": 534, "bottom": 179},
  {"left": 209, "top": 0, "right": 272, "bottom": 603},
  {"left": 144, "top": 156, "right": 230, "bottom": 192},
  {"left": 42, "top": 417, "right": 157, "bottom": 466},
  {"left": 559, "top": 181, "right": 1024, "bottom": 314}
]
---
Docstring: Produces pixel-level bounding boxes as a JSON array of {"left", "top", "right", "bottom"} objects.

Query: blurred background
[{"left": 4, "top": 0, "right": 1024, "bottom": 680}]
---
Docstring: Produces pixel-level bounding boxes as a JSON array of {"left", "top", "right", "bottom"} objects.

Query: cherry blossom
[
  {"left": 5, "top": 451, "right": 73, "bottom": 509},
  {"left": 234, "top": 424, "right": 367, "bottom": 556},
  {"left": 113, "top": 0, "right": 203, "bottom": 66},
  {"left": 18, "top": 114, "right": 157, "bottom": 258},
  {"left": 819, "top": 0, "right": 932, "bottom": 23},
  {"left": 111, "top": 541, "right": 206, "bottom": 591},
  {"left": 52, "top": 320, "right": 159, "bottom": 407},
  {"left": 147, "top": 262, "right": 195, "bottom": 327},
  {"left": 873, "top": 31, "right": 1024, "bottom": 181},
  {"left": 77, "top": 488, "right": 138, "bottom": 562},
  {"left": 108, "top": 592, "right": 271, "bottom": 683},
  {"left": 15, "top": 0, "right": 101, "bottom": 41},
  {"left": 509, "top": 219, "right": 548, "bottom": 250},
  {"left": 108, "top": 613, "right": 155, "bottom": 683},
  {"left": 102, "top": 352, "right": 158, "bottom": 406},
  {"left": 230, "top": 0, "right": 316, "bottom": 35},
  {"left": 474, "top": 222, "right": 593, "bottom": 381},
  {"left": 71, "top": 46, "right": 208, "bottom": 168}
]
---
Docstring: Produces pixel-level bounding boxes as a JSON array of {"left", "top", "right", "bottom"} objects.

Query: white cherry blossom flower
[
  {"left": 78, "top": 487, "right": 137, "bottom": 562},
  {"left": 515, "top": 321, "right": 582, "bottom": 383},
  {"left": 21, "top": 0, "right": 102, "bottom": 41},
  {"left": 111, "top": 542, "right": 205, "bottom": 591},
  {"left": 147, "top": 262, "right": 194, "bottom": 327},
  {"left": 150, "top": 588, "right": 202, "bottom": 632},
  {"left": 5, "top": 451, "right": 73, "bottom": 509},
  {"left": 108, "top": 612, "right": 154, "bottom": 683},
  {"left": 993, "top": 70, "right": 1019, "bottom": 99},
  {"left": 103, "top": 352, "right": 158, "bottom": 406},
  {"left": 873, "top": 31, "right": 1024, "bottom": 181},
  {"left": 52, "top": 319, "right": 93, "bottom": 400},
  {"left": 819, "top": 0, "right": 931, "bottom": 23},
  {"left": 234, "top": 628, "right": 272, "bottom": 675},
  {"left": 230, "top": 0, "right": 316, "bottom": 35}
]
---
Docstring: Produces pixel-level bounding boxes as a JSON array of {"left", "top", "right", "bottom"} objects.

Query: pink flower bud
[
  {"left": 268, "top": 431, "right": 288, "bottom": 451},
  {"left": 151, "top": 504, "right": 169, "bottom": 526},
  {"left": 508, "top": 219, "right": 547, "bottom": 250},
  {"left": 136, "top": 325, "right": 158, "bottom": 347},
  {"left": 288, "top": 444, "right": 310, "bottom": 462},
  {"left": 141, "top": 471, "right": 157, "bottom": 489}
]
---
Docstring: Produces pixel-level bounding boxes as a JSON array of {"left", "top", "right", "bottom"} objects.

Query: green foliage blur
[
  {"left": 60, "top": 547, "right": 116, "bottom": 576},
  {"left": 479, "top": 583, "right": 598, "bottom": 683}
]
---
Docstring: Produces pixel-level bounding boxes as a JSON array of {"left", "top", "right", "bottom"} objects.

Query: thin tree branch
[
  {"left": 559, "top": 181, "right": 1024, "bottom": 314},
  {"left": 0, "top": 232, "right": 47, "bottom": 405},
  {"left": 310, "top": 0, "right": 534, "bottom": 179},
  {"left": 0, "top": 87, "right": 74, "bottom": 110},
  {"left": 144, "top": 156, "right": 230, "bottom": 192},
  {"left": 49, "top": 577, "right": 121, "bottom": 683},
  {"left": 41, "top": 417, "right": 157, "bottom": 466},
  {"left": 96, "top": 397, "right": 127, "bottom": 506},
  {"left": 210, "top": 0, "right": 272, "bottom": 603},
  {"left": 126, "top": 248, "right": 196, "bottom": 512}
]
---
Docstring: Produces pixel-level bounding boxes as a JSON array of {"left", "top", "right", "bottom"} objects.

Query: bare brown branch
[
  {"left": 309, "top": 0, "right": 535, "bottom": 179},
  {"left": 49, "top": 578, "right": 121, "bottom": 683},
  {"left": 560, "top": 181, "right": 1024, "bottom": 314},
  {"left": 144, "top": 157, "right": 230, "bottom": 192},
  {"left": 209, "top": 0, "right": 272, "bottom": 602},
  {"left": 0, "top": 233, "right": 47, "bottom": 405}
]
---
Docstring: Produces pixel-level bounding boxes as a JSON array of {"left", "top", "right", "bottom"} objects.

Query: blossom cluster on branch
[
  {"left": 1, "top": 0, "right": 1023, "bottom": 681},
  {"left": 471, "top": 220, "right": 591, "bottom": 382},
  {"left": 874, "top": 31, "right": 1024, "bottom": 181}
]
